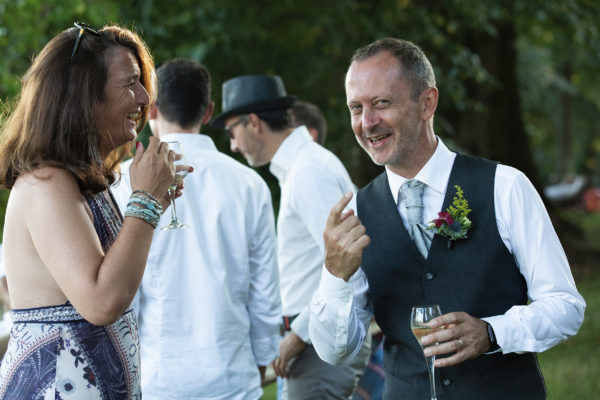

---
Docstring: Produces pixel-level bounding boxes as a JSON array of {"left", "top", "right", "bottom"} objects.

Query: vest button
[
  {"left": 425, "top": 272, "right": 434, "bottom": 280},
  {"left": 442, "top": 378, "right": 452, "bottom": 386}
]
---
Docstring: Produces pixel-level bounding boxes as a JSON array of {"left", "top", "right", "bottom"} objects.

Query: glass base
[{"left": 160, "top": 220, "right": 189, "bottom": 230}]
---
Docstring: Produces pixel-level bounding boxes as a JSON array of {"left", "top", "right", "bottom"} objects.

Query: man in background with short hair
[
  {"left": 291, "top": 100, "right": 327, "bottom": 145},
  {"left": 113, "top": 59, "right": 281, "bottom": 400}
]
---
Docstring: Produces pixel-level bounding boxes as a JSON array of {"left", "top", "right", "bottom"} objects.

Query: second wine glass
[
  {"left": 411, "top": 305, "right": 444, "bottom": 400},
  {"left": 161, "top": 141, "right": 189, "bottom": 230}
]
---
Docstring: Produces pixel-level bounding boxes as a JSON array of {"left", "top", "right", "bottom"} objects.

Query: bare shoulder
[
  {"left": 13, "top": 167, "right": 82, "bottom": 202},
  {"left": 10, "top": 167, "right": 89, "bottom": 227},
  {"left": 14, "top": 166, "right": 78, "bottom": 189}
]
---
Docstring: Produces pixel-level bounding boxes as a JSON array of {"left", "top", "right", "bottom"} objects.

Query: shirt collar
[
  {"left": 269, "top": 125, "right": 313, "bottom": 183},
  {"left": 387, "top": 137, "right": 456, "bottom": 204},
  {"left": 158, "top": 133, "right": 217, "bottom": 152}
]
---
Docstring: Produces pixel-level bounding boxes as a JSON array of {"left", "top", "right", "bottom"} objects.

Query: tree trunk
[
  {"left": 455, "top": 21, "right": 543, "bottom": 193},
  {"left": 450, "top": 14, "right": 582, "bottom": 250},
  {"left": 558, "top": 64, "right": 573, "bottom": 178}
]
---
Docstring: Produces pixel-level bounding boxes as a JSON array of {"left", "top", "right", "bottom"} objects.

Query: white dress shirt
[
  {"left": 309, "top": 138, "right": 586, "bottom": 365},
  {"left": 112, "top": 133, "right": 281, "bottom": 400},
  {"left": 269, "top": 126, "right": 355, "bottom": 342}
]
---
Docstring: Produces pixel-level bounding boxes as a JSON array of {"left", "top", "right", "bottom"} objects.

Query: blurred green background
[{"left": 1, "top": 1, "right": 598, "bottom": 398}]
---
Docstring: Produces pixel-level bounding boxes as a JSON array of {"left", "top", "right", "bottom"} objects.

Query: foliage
[
  {"left": 0, "top": 3, "right": 598, "bottom": 396},
  {"left": 0, "top": 0, "right": 119, "bottom": 99},
  {"left": 0, "top": 0, "right": 598, "bottom": 218},
  {"left": 516, "top": 1, "right": 600, "bottom": 185}
]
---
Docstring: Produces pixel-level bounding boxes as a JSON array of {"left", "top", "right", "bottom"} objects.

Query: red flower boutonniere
[{"left": 428, "top": 185, "right": 472, "bottom": 247}]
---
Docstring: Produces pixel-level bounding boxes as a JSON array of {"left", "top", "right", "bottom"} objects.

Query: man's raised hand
[{"left": 323, "top": 192, "right": 371, "bottom": 281}]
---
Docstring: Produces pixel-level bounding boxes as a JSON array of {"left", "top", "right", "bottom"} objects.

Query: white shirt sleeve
[
  {"left": 483, "top": 166, "right": 586, "bottom": 353},
  {"left": 308, "top": 195, "right": 373, "bottom": 365},
  {"left": 290, "top": 305, "right": 311, "bottom": 343},
  {"left": 309, "top": 266, "right": 372, "bottom": 365},
  {"left": 247, "top": 182, "right": 282, "bottom": 366}
]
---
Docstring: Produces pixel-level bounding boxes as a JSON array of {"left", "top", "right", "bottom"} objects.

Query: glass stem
[
  {"left": 169, "top": 190, "right": 178, "bottom": 223},
  {"left": 426, "top": 355, "right": 437, "bottom": 400}
]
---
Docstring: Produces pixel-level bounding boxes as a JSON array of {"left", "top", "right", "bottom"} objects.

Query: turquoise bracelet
[
  {"left": 125, "top": 190, "right": 163, "bottom": 228},
  {"left": 131, "top": 190, "right": 162, "bottom": 210},
  {"left": 125, "top": 206, "right": 160, "bottom": 228}
]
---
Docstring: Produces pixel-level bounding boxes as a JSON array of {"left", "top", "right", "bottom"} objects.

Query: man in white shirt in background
[
  {"left": 309, "top": 37, "right": 586, "bottom": 400},
  {"left": 112, "top": 59, "right": 281, "bottom": 400},
  {"left": 211, "top": 74, "right": 370, "bottom": 400}
]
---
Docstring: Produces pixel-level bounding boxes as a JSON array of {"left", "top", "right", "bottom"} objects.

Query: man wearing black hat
[{"left": 212, "top": 75, "right": 371, "bottom": 400}]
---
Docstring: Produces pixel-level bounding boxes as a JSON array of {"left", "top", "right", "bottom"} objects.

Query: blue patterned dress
[{"left": 0, "top": 191, "right": 141, "bottom": 399}]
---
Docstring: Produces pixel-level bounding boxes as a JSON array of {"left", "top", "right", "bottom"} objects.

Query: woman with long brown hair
[{"left": 0, "top": 23, "right": 178, "bottom": 398}]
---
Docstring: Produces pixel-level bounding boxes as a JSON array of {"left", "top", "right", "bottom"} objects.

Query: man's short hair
[
  {"left": 254, "top": 108, "right": 293, "bottom": 132},
  {"left": 351, "top": 37, "right": 436, "bottom": 101},
  {"left": 291, "top": 101, "right": 327, "bottom": 145},
  {"left": 156, "top": 59, "right": 211, "bottom": 129}
]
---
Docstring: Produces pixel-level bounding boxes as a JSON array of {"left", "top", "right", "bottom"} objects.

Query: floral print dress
[{"left": 0, "top": 190, "right": 141, "bottom": 399}]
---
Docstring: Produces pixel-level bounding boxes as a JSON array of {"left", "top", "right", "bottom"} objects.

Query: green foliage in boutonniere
[{"left": 428, "top": 185, "right": 472, "bottom": 244}]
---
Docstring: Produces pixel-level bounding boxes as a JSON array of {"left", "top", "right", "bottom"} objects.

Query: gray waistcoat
[{"left": 356, "top": 154, "right": 546, "bottom": 400}]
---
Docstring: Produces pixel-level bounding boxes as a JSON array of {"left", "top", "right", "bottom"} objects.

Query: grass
[
  {"left": 539, "top": 265, "right": 600, "bottom": 399},
  {"left": 263, "top": 381, "right": 277, "bottom": 400},
  {"left": 539, "top": 209, "right": 600, "bottom": 399}
]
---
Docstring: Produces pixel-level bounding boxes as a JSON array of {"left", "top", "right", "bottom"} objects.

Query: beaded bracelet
[
  {"left": 129, "top": 191, "right": 162, "bottom": 214},
  {"left": 125, "top": 206, "right": 161, "bottom": 228},
  {"left": 131, "top": 190, "right": 162, "bottom": 210},
  {"left": 125, "top": 190, "right": 163, "bottom": 228}
]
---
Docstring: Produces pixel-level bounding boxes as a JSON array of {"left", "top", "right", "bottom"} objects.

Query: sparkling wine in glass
[
  {"left": 161, "top": 141, "right": 189, "bottom": 230},
  {"left": 411, "top": 305, "right": 444, "bottom": 400}
]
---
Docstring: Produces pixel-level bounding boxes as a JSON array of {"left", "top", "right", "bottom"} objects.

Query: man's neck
[
  {"left": 154, "top": 119, "right": 201, "bottom": 139},
  {"left": 263, "top": 125, "right": 296, "bottom": 162},
  {"left": 387, "top": 131, "right": 438, "bottom": 179}
]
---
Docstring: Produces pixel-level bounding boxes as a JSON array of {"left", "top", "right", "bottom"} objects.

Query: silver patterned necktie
[{"left": 398, "top": 180, "right": 434, "bottom": 258}]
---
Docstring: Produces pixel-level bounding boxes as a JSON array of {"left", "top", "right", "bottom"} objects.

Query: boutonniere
[{"left": 428, "top": 185, "right": 472, "bottom": 248}]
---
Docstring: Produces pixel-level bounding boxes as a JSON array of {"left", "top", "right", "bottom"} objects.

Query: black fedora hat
[{"left": 211, "top": 75, "right": 296, "bottom": 129}]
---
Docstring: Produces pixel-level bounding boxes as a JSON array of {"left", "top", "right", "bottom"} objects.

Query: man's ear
[
  {"left": 201, "top": 101, "right": 215, "bottom": 124},
  {"left": 420, "top": 87, "right": 438, "bottom": 121},
  {"left": 247, "top": 113, "right": 261, "bottom": 133},
  {"left": 149, "top": 103, "right": 158, "bottom": 120},
  {"left": 308, "top": 127, "right": 319, "bottom": 143}
]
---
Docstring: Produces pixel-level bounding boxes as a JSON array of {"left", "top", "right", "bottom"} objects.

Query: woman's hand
[{"left": 128, "top": 137, "right": 175, "bottom": 207}]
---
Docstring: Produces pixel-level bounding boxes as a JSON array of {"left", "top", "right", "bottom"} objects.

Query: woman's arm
[{"left": 7, "top": 137, "right": 175, "bottom": 325}]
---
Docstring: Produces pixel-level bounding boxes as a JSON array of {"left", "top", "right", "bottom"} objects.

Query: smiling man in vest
[{"left": 309, "top": 37, "right": 586, "bottom": 400}]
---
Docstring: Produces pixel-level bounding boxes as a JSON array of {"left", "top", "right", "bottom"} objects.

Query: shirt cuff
[
  {"left": 482, "top": 315, "right": 505, "bottom": 354},
  {"left": 318, "top": 264, "right": 354, "bottom": 302},
  {"left": 252, "top": 336, "right": 280, "bottom": 366},
  {"left": 291, "top": 308, "right": 311, "bottom": 343}
]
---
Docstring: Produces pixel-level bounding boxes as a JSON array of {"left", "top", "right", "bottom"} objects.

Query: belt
[{"left": 282, "top": 314, "right": 299, "bottom": 331}]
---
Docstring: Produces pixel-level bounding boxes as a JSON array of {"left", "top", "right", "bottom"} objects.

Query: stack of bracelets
[{"left": 125, "top": 190, "right": 163, "bottom": 228}]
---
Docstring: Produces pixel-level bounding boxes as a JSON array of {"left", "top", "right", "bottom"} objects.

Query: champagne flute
[
  {"left": 161, "top": 141, "right": 189, "bottom": 230},
  {"left": 411, "top": 305, "right": 444, "bottom": 400}
]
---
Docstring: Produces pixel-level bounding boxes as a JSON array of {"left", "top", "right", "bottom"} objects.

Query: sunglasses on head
[{"left": 71, "top": 22, "right": 100, "bottom": 60}]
